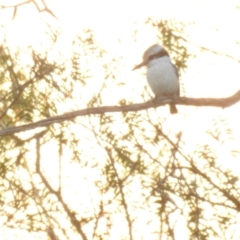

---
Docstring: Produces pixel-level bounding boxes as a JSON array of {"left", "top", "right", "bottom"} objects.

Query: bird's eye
[{"left": 148, "top": 55, "right": 155, "bottom": 60}]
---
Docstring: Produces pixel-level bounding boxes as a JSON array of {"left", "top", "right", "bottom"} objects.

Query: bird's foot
[{"left": 153, "top": 96, "right": 172, "bottom": 104}]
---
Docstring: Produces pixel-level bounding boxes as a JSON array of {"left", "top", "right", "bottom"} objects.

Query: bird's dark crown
[{"left": 146, "top": 48, "right": 169, "bottom": 61}]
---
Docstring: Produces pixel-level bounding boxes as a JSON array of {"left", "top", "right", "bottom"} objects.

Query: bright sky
[{"left": 1, "top": 0, "right": 240, "bottom": 239}]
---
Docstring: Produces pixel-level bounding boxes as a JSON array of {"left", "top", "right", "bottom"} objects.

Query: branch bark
[{"left": 0, "top": 90, "right": 240, "bottom": 137}]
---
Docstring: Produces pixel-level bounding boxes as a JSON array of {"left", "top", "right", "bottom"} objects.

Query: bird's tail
[{"left": 169, "top": 103, "right": 178, "bottom": 114}]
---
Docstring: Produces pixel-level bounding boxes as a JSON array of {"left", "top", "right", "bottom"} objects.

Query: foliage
[{"left": 0, "top": 8, "right": 240, "bottom": 240}]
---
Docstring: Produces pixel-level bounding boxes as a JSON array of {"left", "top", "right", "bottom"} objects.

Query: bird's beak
[{"left": 132, "top": 61, "right": 146, "bottom": 71}]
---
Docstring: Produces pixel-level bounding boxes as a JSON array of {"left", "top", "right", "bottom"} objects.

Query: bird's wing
[
  {"left": 172, "top": 63, "right": 180, "bottom": 96},
  {"left": 171, "top": 63, "right": 179, "bottom": 78}
]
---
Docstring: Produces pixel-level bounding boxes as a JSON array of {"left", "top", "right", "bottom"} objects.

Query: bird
[{"left": 132, "top": 44, "right": 179, "bottom": 114}]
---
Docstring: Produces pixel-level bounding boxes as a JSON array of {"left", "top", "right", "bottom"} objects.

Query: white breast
[{"left": 146, "top": 57, "right": 179, "bottom": 97}]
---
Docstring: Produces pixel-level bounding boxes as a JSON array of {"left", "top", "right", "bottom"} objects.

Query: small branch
[
  {"left": 0, "top": 90, "right": 240, "bottom": 136},
  {"left": 34, "top": 130, "right": 88, "bottom": 239},
  {"left": 106, "top": 148, "right": 133, "bottom": 240},
  {"left": 177, "top": 90, "right": 240, "bottom": 107},
  {"left": 0, "top": 0, "right": 57, "bottom": 20}
]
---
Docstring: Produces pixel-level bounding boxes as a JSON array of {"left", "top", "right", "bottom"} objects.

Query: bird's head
[{"left": 132, "top": 44, "right": 169, "bottom": 70}]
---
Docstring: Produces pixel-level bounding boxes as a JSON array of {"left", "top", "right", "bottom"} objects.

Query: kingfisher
[{"left": 133, "top": 44, "right": 179, "bottom": 114}]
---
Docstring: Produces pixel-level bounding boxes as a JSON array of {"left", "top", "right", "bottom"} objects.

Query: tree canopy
[{"left": 0, "top": 1, "right": 240, "bottom": 239}]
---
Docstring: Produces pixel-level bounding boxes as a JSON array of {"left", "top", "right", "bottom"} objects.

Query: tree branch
[
  {"left": 0, "top": 90, "right": 240, "bottom": 137},
  {"left": 0, "top": 0, "right": 57, "bottom": 19}
]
